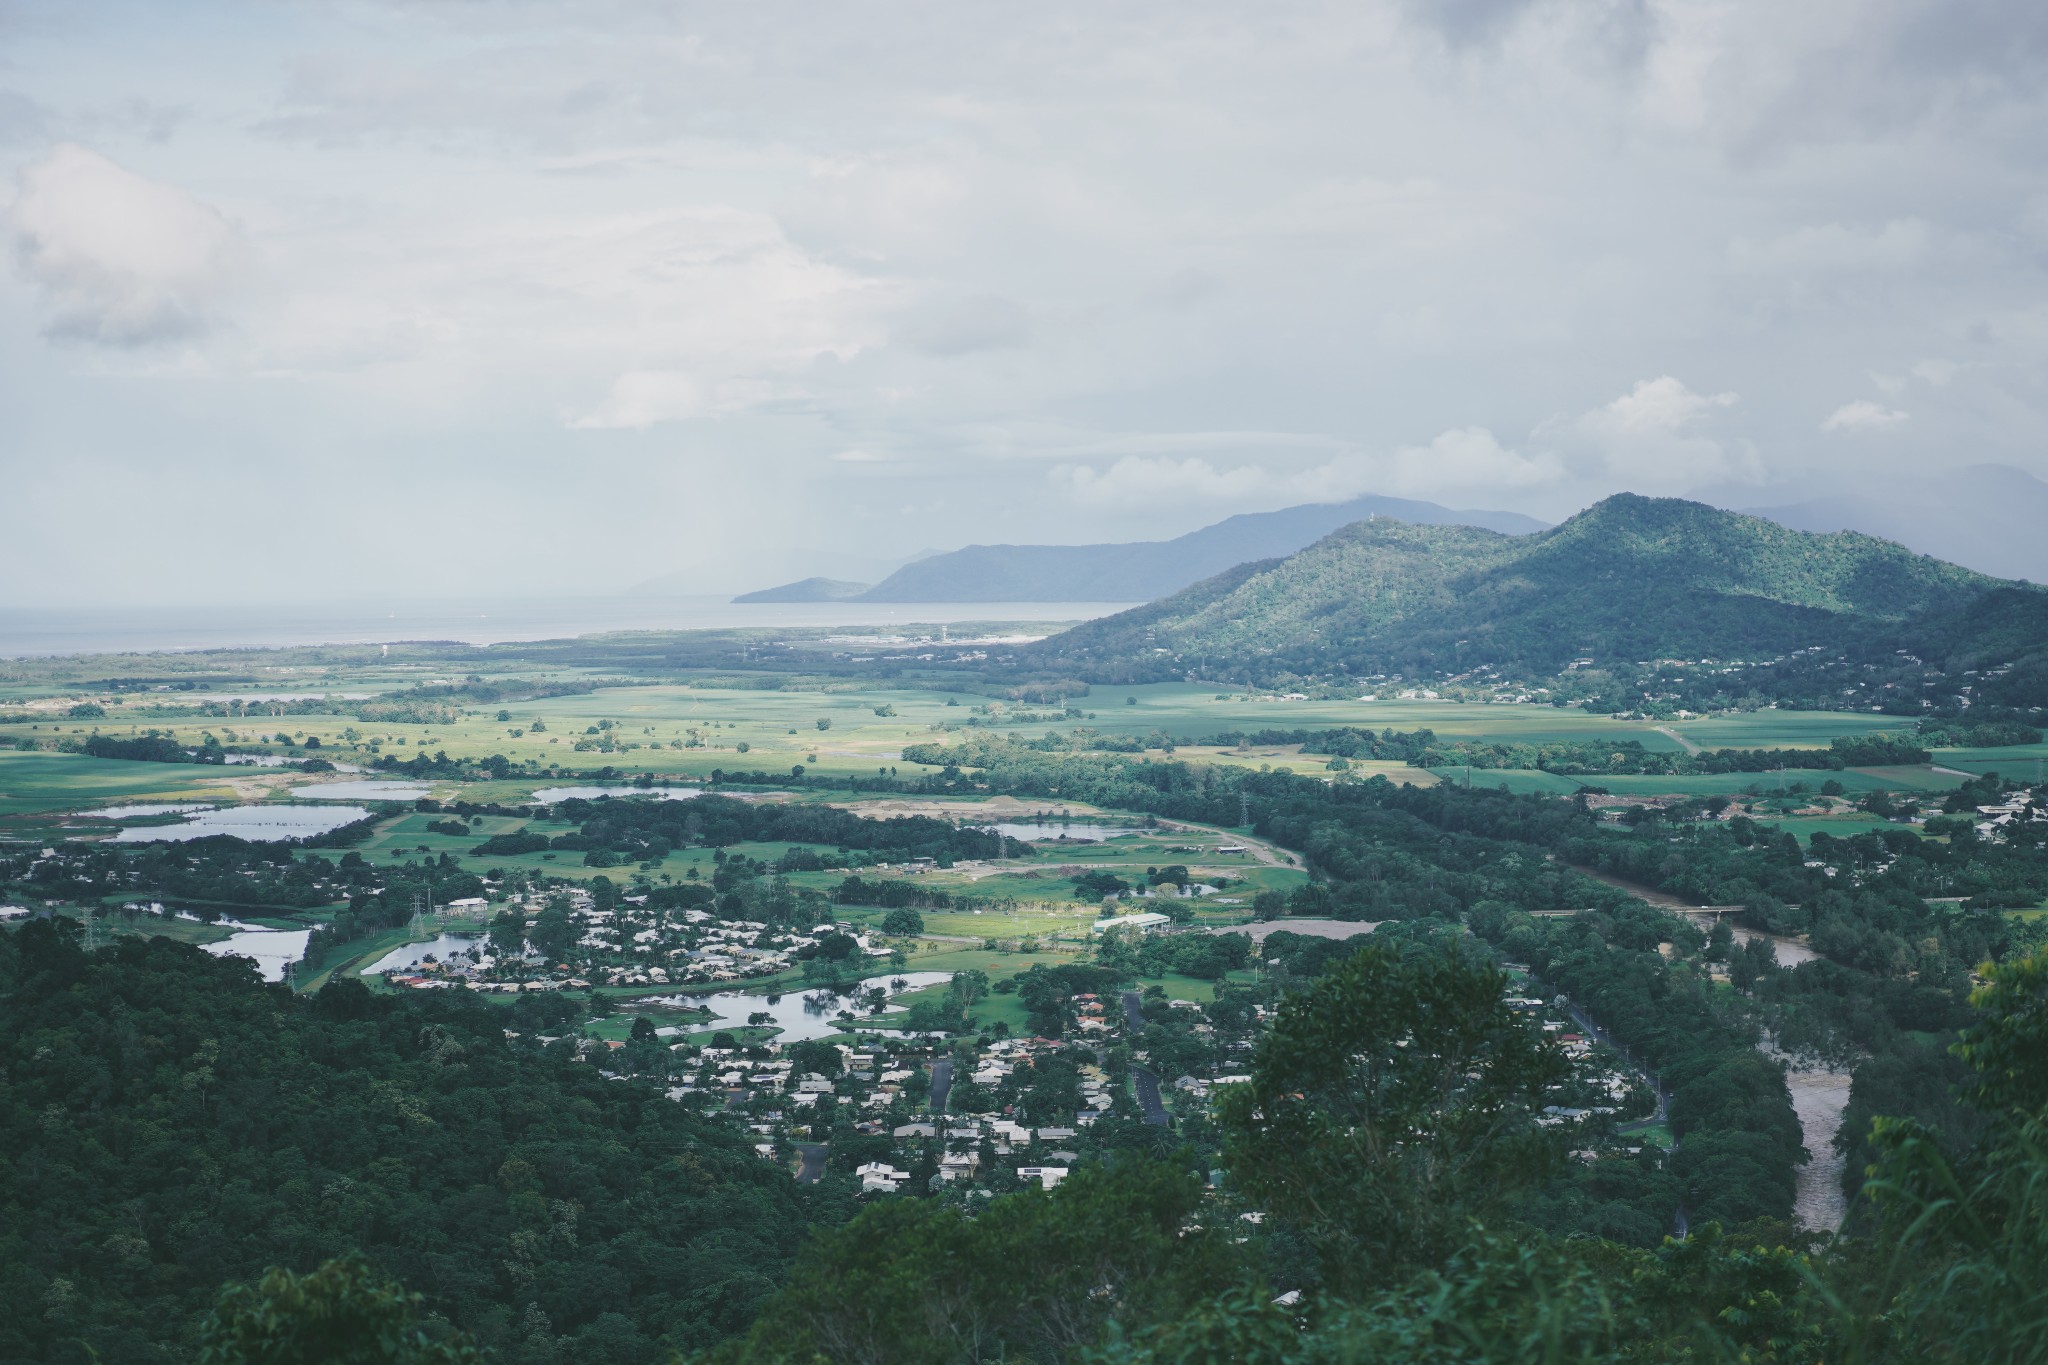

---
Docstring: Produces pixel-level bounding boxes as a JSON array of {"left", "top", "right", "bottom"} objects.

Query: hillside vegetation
[{"left": 1026, "top": 495, "right": 2013, "bottom": 683}]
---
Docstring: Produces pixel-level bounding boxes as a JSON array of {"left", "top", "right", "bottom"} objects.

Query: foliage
[
  {"left": 0, "top": 920, "right": 832, "bottom": 1363},
  {"left": 705, "top": 1160, "right": 1241, "bottom": 1365},
  {"left": 196, "top": 1256, "right": 479, "bottom": 1365},
  {"left": 1215, "top": 942, "right": 1569, "bottom": 1289}
]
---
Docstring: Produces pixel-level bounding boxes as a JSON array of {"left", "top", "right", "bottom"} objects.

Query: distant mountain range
[
  {"left": 730, "top": 494, "right": 1549, "bottom": 603},
  {"left": 1743, "top": 463, "right": 2048, "bottom": 584},
  {"left": 1020, "top": 494, "right": 2043, "bottom": 684}
]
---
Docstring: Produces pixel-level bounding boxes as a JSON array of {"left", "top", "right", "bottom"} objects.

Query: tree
[
  {"left": 528, "top": 904, "right": 576, "bottom": 961},
  {"left": 1214, "top": 941, "right": 1568, "bottom": 1290},
  {"left": 486, "top": 910, "right": 525, "bottom": 958},
  {"left": 881, "top": 907, "right": 925, "bottom": 936},
  {"left": 197, "top": 1256, "right": 479, "bottom": 1364},
  {"left": 816, "top": 718, "right": 832, "bottom": 731},
  {"left": 710, "top": 1161, "right": 1239, "bottom": 1365}
]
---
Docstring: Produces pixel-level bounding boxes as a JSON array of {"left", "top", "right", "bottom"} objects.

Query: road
[
  {"left": 1653, "top": 725, "right": 1703, "bottom": 756},
  {"left": 1554, "top": 995, "right": 1686, "bottom": 1238},
  {"left": 928, "top": 1058, "right": 953, "bottom": 1114},
  {"left": 1120, "top": 992, "right": 1170, "bottom": 1125},
  {"left": 793, "top": 1142, "right": 828, "bottom": 1184}
]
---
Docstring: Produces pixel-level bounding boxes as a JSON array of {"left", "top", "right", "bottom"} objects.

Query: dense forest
[{"left": 0, "top": 923, "right": 841, "bottom": 1364}]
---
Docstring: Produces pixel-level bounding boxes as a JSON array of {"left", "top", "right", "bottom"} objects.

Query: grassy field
[
  {"left": 2, "top": 659, "right": 1966, "bottom": 825},
  {"left": 0, "top": 749, "right": 244, "bottom": 817}
]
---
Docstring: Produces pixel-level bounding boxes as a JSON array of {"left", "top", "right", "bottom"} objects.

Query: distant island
[
  {"left": 732, "top": 577, "right": 874, "bottom": 603},
  {"left": 728, "top": 492, "right": 1547, "bottom": 604}
]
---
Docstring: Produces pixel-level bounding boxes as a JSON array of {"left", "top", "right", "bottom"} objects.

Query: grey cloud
[
  {"left": 10, "top": 144, "right": 241, "bottom": 347},
  {"left": 896, "top": 293, "right": 1028, "bottom": 356}
]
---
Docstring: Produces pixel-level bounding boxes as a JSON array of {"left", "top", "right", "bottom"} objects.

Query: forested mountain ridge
[{"left": 1022, "top": 493, "right": 2016, "bottom": 683}]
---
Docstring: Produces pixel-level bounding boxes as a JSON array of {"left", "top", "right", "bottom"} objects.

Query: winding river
[{"left": 1571, "top": 865, "right": 1851, "bottom": 1232}]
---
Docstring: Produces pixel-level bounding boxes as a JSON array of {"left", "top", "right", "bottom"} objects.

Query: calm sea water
[{"left": 0, "top": 596, "right": 1137, "bottom": 658}]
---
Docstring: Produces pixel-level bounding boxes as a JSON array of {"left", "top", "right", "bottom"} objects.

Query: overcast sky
[{"left": 5, "top": 0, "right": 2047, "bottom": 604}]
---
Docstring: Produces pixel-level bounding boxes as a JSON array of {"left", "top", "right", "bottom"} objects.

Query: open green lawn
[
  {"left": 1749, "top": 813, "right": 1917, "bottom": 843},
  {"left": 1930, "top": 747, "right": 2048, "bottom": 780}
]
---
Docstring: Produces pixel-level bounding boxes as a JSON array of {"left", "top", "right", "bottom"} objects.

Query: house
[
  {"left": 855, "top": 1161, "right": 910, "bottom": 1193},
  {"left": 1017, "top": 1166, "right": 1069, "bottom": 1190},
  {"left": 1092, "top": 912, "right": 1172, "bottom": 935}
]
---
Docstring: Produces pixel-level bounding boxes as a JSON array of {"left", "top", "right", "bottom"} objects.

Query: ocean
[{"left": 0, "top": 596, "right": 1138, "bottom": 658}]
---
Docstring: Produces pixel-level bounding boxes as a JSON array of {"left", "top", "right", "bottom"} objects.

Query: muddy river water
[{"left": 1572, "top": 865, "right": 1851, "bottom": 1232}]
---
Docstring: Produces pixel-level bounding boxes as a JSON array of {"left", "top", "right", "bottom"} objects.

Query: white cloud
[
  {"left": 1822, "top": 399, "right": 1910, "bottom": 432},
  {"left": 1547, "top": 376, "right": 1759, "bottom": 490},
  {"left": 9, "top": 143, "right": 240, "bottom": 345},
  {"left": 1582, "top": 375, "right": 1739, "bottom": 438}
]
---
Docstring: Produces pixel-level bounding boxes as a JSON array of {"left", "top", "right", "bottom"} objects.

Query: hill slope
[
  {"left": 1023, "top": 494, "right": 2009, "bottom": 682},
  {"left": 853, "top": 494, "right": 1547, "bottom": 602}
]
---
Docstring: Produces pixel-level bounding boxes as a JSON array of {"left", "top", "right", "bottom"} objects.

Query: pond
[
  {"left": 84, "top": 802, "right": 218, "bottom": 819},
  {"left": 985, "top": 822, "right": 1138, "bottom": 842},
  {"left": 530, "top": 786, "right": 703, "bottom": 803},
  {"left": 204, "top": 926, "right": 313, "bottom": 983},
  {"left": 110, "top": 804, "right": 372, "bottom": 842},
  {"left": 290, "top": 781, "right": 431, "bottom": 801},
  {"left": 226, "top": 754, "right": 363, "bottom": 771},
  {"left": 362, "top": 932, "right": 487, "bottom": 975},
  {"left": 639, "top": 970, "right": 955, "bottom": 1043}
]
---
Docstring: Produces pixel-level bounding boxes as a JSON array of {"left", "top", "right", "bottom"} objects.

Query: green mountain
[{"left": 1023, "top": 494, "right": 2016, "bottom": 682}]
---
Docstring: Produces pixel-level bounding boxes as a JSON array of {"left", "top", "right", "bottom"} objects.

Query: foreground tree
[
  {"left": 1213, "top": 941, "right": 1569, "bottom": 1290},
  {"left": 197, "top": 1257, "right": 477, "bottom": 1365}
]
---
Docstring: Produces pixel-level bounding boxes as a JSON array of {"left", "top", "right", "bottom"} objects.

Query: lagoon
[
  {"left": 987, "top": 822, "right": 1137, "bottom": 842},
  {"left": 111, "top": 804, "right": 371, "bottom": 842},
  {"left": 204, "top": 926, "right": 313, "bottom": 983},
  {"left": 643, "top": 970, "right": 954, "bottom": 1043},
  {"left": 362, "top": 933, "right": 487, "bottom": 975},
  {"left": 290, "top": 781, "right": 431, "bottom": 801},
  {"left": 532, "top": 786, "right": 703, "bottom": 803}
]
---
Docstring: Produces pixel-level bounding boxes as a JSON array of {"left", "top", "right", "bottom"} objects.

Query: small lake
[
  {"left": 986, "top": 822, "right": 1137, "bottom": 842},
  {"left": 111, "top": 804, "right": 372, "bottom": 842},
  {"left": 531, "top": 786, "right": 702, "bottom": 803},
  {"left": 85, "top": 802, "right": 217, "bottom": 819},
  {"left": 641, "top": 970, "right": 954, "bottom": 1042},
  {"left": 226, "top": 754, "right": 363, "bottom": 771},
  {"left": 290, "top": 781, "right": 431, "bottom": 801},
  {"left": 204, "top": 927, "right": 312, "bottom": 983},
  {"left": 363, "top": 933, "right": 487, "bottom": 975}
]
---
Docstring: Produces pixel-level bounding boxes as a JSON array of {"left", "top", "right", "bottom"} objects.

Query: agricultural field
[{"left": 0, "top": 748, "right": 243, "bottom": 816}]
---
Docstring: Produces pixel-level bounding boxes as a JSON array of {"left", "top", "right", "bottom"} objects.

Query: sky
[{"left": 4, "top": 0, "right": 2047, "bottom": 605}]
